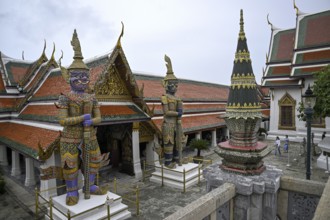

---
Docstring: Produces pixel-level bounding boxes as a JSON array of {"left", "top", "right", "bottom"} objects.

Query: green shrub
[{"left": 189, "top": 138, "right": 210, "bottom": 157}]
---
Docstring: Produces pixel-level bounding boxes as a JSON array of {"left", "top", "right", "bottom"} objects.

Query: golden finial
[
  {"left": 239, "top": 9, "right": 246, "bottom": 40},
  {"left": 293, "top": 0, "right": 299, "bottom": 16},
  {"left": 58, "top": 50, "right": 63, "bottom": 66},
  {"left": 43, "top": 39, "right": 46, "bottom": 55},
  {"left": 22, "top": 51, "right": 24, "bottom": 60},
  {"left": 266, "top": 53, "right": 269, "bottom": 63},
  {"left": 267, "top": 14, "right": 273, "bottom": 29},
  {"left": 59, "top": 50, "right": 69, "bottom": 83},
  {"left": 51, "top": 43, "right": 55, "bottom": 60},
  {"left": 116, "top": 22, "right": 124, "bottom": 48}
]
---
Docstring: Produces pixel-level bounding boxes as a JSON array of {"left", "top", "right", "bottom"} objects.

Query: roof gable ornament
[
  {"left": 22, "top": 51, "right": 24, "bottom": 60},
  {"left": 116, "top": 22, "right": 124, "bottom": 49},
  {"left": 267, "top": 14, "right": 280, "bottom": 31},
  {"left": 51, "top": 43, "right": 56, "bottom": 61},
  {"left": 42, "top": 39, "right": 46, "bottom": 56},
  {"left": 293, "top": 0, "right": 306, "bottom": 16}
]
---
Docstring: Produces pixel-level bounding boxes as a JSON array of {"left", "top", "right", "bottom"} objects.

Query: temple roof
[
  {"left": 295, "top": 10, "right": 330, "bottom": 49},
  {"left": 269, "top": 29, "right": 295, "bottom": 63},
  {"left": 262, "top": 9, "right": 330, "bottom": 87},
  {"left": 134, "top": 73, "right": 229, "bottom": 102}
]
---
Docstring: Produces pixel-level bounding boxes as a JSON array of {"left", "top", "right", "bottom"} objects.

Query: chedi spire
[{"left": 216, "top": 10, "right": 270, "bottom": 175}]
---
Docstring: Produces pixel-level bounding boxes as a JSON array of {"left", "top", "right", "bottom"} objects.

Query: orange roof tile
[
  {"left": 21, "top": 105, "right": 58, "bottom": 116},
  {"left": 304, "top": 13, "right": 330, "bottom": 47},
  {"left": 152, "top": 114, "right": 225, "bottom": 133},
  {"left": 33, "top": 71, "right": 69, "bottom": 99},
  {"left": 0, "top": 98, "right": 19, "bottom": 109},
  {"left": 135, "top": 74, "right": 229, "bottom": 101},
  {"left": 0, "top": 122, "right": 59, "bottom": 158}
]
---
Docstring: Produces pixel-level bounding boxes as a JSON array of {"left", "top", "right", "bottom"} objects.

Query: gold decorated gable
[
  {"left": 139, "top": 122, "right": 154, "bottom": 142},
  {"left": 94, "top": 64, "right": 131, "bottom": 100},
  {"left": 278, "top": 92, "right": 296, "bottom": 106}
]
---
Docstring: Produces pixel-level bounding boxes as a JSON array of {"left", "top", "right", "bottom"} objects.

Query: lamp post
[{"left": 302, "top": 84, "right": 316, "bottom": 180}]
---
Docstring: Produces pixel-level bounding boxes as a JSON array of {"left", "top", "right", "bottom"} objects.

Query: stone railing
[
  {"left": 165, "top": 175, "right": 329, "bottom": 220},
  {"left": 278, "top": 176, "right": 325, "bottom": 220},
  {"left": 164, "top": 182, "right": 235, "bottom": 220}
]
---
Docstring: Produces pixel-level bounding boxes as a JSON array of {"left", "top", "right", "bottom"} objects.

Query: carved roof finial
[
  {"left": 51, "top": 43, "right": 56, "bottom": 60},
  {"left": 116, "top": 22, "right": 124, "bottom": 48},
  {"left": 22, "top": 51, "right": 24, "bottom": 60},
  {"left": 43, "top": 39, "right": 46, "bottom": 55},
  {"left": 293, "top": 0, "right": 299, "bottom": 16}
]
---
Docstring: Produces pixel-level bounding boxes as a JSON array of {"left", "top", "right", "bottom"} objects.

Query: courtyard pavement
[{"left": 0, "top": 139, "right": 329, "bottom": 220}]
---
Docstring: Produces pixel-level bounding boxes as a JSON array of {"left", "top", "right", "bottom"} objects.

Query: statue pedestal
[
  {"left": 204, "top": 163, "right": 282, "bottom": 220},
  {"left": 150, "top": 163, "right": 202, "bottom": 190},
  {"left": 46, "top": 190, "right": 131, "bottom": 220}
]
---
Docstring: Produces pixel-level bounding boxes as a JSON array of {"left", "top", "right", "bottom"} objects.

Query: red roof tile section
[
  {"left": 0, "top": 122, "right": 59, "bottom": 151},
  {"left": 276, "top": 32, "right": 295, "bottom": 61},
  {"left": 21, "top": 105, "right": 58, "bottom": 116},
  {"left": 272, "top": 66, "right": 291, "bottom": 75},
  {"left": 303, "top": 50, "right": 330, "bottom": 62},
  {"left": 136, "top": 78, "right": 229, "bottom": 100},
  {"left": 100, "top": 105, "right": 136, "bottom": 116},
  {"left": 10, "top": 66, "right": 29, "bottom": 83},
  {"left": 152, "top": 114, "right": 225, "bottom": 132},
  {"left": 305, "top": 14, "right": 330, "bottom": 47},
  {"left": 0, "top": 98, "right": 19, "bottom": 109},
  {"left": 34, "top": 73, "right": 69, "bottom": 98}
]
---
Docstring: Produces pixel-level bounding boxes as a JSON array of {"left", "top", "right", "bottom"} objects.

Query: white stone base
[
  {"left": 150, "top": 163, "right": 202, "bottom": 190},
  {"left": 46, "top": 190, "right": 131, "bottom": 220},
  {"left": 317, "top": 154, "right": 330, "bottom": 171}
]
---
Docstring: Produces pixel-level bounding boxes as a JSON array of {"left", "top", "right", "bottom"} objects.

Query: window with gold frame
[{"left": 278, "top": 92, "right": 296, "bottom": 130}]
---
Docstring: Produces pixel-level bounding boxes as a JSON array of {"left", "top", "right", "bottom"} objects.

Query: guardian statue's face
[
  {"left": 70, "top": 70, "right": 90, "bottom": 93},
  {"left": 166, "top": 80, "right": 178, "bottom": 95}
]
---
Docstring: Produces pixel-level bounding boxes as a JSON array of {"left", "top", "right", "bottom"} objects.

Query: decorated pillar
[
  {"left": 39, "top": 153, "right": 58, "bottom": 199},
  {"left": 212, "top": 129, "right": 217, "bottom": 146},
  {"left": 132, "top": 122, "right": 142, "bottom": 179},
  {"left": 146, "top": 139, "right": 156, "bottom": 164},
  {"left": 24, "top": 157, "right": 36, "bottom": 186},
  {"left": 11, "top": 150, "right": 21, "bottom": 176},
  {"left": 195, "top": 132, "right": 201, "bottom": 140},
  {"left": 0, "top": 145, "right": 8, "bottom": 166}
]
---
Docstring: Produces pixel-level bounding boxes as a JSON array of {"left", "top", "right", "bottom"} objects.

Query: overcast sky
[{"left": 0, "top": 0, "right": 329, "bottom": 85}]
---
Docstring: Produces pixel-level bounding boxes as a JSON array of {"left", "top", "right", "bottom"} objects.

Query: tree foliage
[
  {"left": 313, "top": 65, "right": 330, "bottom": 118},
  {"left": 189, "top": 138, "right": 210, "bottom": 157},
  {"left": 297, "top": 65, "right": 330, "bottom": 121}
]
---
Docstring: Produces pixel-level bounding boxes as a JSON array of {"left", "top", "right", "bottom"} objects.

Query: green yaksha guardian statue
[
  {"left": 161, "top": 55, "right": 187, "bottom": 169},
  {"left": 56, "top": 29, "right": 109, "bottom": 206}
]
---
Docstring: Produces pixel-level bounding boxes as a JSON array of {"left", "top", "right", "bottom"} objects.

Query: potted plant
[{"left": 189, "top": 138, "right": 210, "bottom": 163}]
